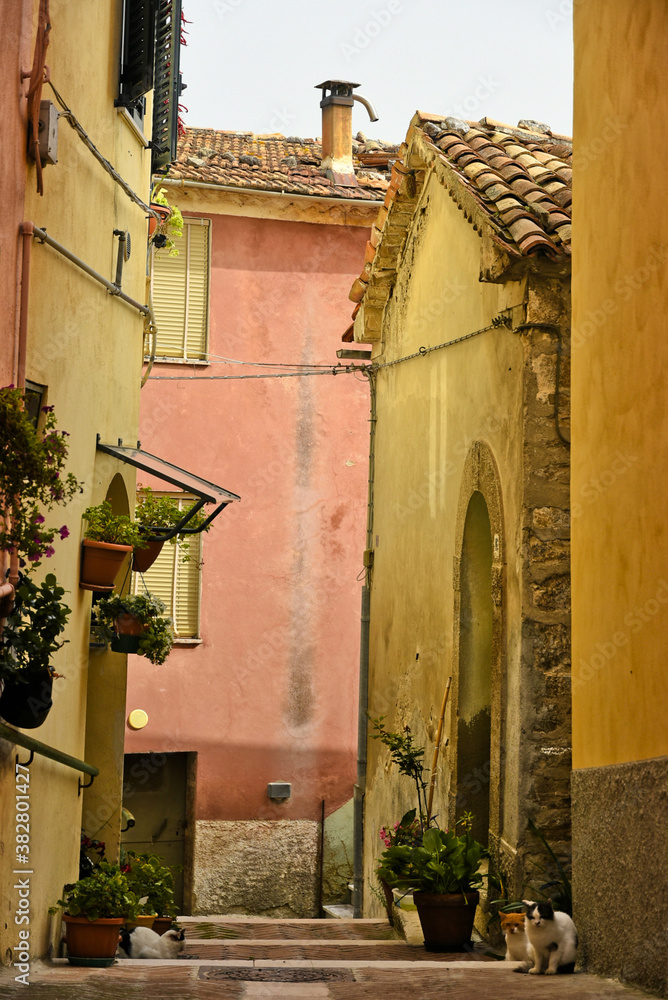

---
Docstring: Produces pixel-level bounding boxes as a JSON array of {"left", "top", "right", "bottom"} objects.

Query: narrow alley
[{"left": 0, "top": 916, "right": 659, "bottom": 999}]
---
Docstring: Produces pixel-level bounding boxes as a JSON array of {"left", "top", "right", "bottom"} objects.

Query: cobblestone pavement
[{"left": 0, "top": 917, "right": 658, "bottom": 999}]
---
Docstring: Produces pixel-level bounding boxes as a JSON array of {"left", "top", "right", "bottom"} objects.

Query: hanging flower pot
[
  {"left": 133, "top": 537, "right": 165, "bottom": 574},
  {"left": 110, "top": 612, "right": 143, "bottom": 654},
  {"left": 148, "top": 202, "right": 171, "bottom": 238},
  {"left": 0, "top": 668, "right": 53, "bottom": 729},
  {"left": 80, "top": 503, "right": 148, "bottom": 592},
  {"left": 80, "top": 539, "right": 133, "bottom": 592}
]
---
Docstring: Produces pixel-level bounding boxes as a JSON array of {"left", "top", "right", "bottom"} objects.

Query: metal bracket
[{"left": 78, "top": 773, "right": 96, "bottom": 795}]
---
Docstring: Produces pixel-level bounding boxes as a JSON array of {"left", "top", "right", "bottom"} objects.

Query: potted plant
[
  {"left": 149, "top": 186, "right": 184, "bottom": 257},
  {"left": 0, "top": 572, "right": 71, "bottom": 728},
  {"left": 80, "top": 502, "right": 147, "bottom": 592},
  {"left": 133, "top": 485, "right": 209, "bottom": 573},
  {"left": 377, "top": 809, "right": 422, "bottom": 924},
  {"left": 122, "top": 851, "right": 178, "bottom": 932},
  {"left": 92, "top": 591, "right": 174, "bottom": 664},
  {"left": 0, "top": 387, "right": 79, "bottom": 567},
  {"left": 377, "top": 812, "right": 488, "bottom": 951},
  {"left": 50, "top": 861, "right": 138, "bottom": 965}
]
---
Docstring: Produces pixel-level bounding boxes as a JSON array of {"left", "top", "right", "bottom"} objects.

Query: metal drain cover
[{"left": 198, "top": 967, "right": 353, "bottom": 983}]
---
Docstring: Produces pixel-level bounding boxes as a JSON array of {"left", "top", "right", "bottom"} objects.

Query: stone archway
[{"left": 449, "top": 442, "right": 504, "bottom": 848}]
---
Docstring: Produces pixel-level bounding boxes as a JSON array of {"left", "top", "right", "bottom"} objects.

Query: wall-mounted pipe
[{"left": 29, "top": 223, "right": 150, "bottom": 316}]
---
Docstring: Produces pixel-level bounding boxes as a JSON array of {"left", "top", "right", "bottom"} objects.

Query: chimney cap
[{"left": 315, "top": 80, "right": 361, "bottom": 93}]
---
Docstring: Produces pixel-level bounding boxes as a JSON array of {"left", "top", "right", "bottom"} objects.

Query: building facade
[
  {"left": 572, "top": 4, "right": 668, "bottom": 994},
  {"left": 349, "top": 113, "right": 573, "bottom": 923},
  {"left": 124, "top": 96, "right": 395, "bottom": 915},
  {"left": 0, "top": 0, "right": 181, "bottom": 968}
]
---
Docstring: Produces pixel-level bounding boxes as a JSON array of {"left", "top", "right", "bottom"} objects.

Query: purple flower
[
  {"left": 41, "top": 405, "right": 54, "bottom": 413},
  {"left": 59, "top": 525, "right": 70, "bottom": 539},
  {"left": 44, "top": 546, "right": 55, "bottom": 558},
  {"left": 35, "top": 514, "right": 45, "bottom": 524}
]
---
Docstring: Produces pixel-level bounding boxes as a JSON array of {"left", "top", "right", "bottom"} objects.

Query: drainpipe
[{"left": 353, "top": 372, "right": 377, "bottom": 916}]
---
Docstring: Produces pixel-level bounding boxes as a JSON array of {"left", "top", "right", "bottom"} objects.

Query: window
[
  {"left": 133, "top": 495, "right": 202, "bottom": 639},
  {"left": 150, "top": 217, "right": 210, "bottom": 361},
  {"left": 118, "top": 0, "right": 183, "bottom": 168}
]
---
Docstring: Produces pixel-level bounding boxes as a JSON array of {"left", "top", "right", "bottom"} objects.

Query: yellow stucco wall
[
  {"left": 1, "top": 0, "right": 152, "bottom": 965},
  {"left": 572, "top": 2, "right": 668, "bottom": 769},
  {"left": 362, "top": 173, "right": 531, "bottom": 908}
]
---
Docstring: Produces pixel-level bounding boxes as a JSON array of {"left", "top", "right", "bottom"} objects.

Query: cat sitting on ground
[
  {"left": 118, "top": 926, "right": 186, "bottom": 959},
  {"left": 499, "top": 911, "right": 532, "bottom": 970},
  {"left": 522, "top": 899, "right": 578, "bottom": 975}
]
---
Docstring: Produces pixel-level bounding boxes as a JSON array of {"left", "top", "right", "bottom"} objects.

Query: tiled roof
[
  {"left": 345, "top": 114, "right": 573, "bottom": 336},
  {"left": 163, "top": 127, "right": 398, "bottom": 201}
]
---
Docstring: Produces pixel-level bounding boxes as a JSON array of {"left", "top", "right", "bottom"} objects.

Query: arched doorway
[{"left": 456, "top": 490, "right": 493, "bottom": 845}]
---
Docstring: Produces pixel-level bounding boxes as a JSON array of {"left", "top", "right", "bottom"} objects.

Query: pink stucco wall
[
  {"left": 1, "top": 0, "right": 32, "bottom": 384},
  {"left": 126, "top": 210, "right": 370, "bottom": 823}
]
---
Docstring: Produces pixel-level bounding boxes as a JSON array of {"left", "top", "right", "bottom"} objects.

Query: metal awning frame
[{"left": 96, "top": 438, "right": 240, "bottom": 542}]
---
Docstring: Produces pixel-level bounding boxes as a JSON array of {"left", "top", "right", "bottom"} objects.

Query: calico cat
[
  {"left": 118, "top": 926, "right": 186, "bottom": 959},
  {"left": 499, "top": 911, "right": 532, "bottom": 969},
  {"left": 523, "top": 899, "right": 578, "bottom": 974}
]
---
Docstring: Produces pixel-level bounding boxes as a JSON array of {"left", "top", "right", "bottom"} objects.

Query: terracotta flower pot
[
  {"left": 63, "top": 914, "right": 124, "bottom": 960},
  {"left": 80, "top": 539, "right": 133, "bottom": 592},
  {"left": 124, "top": 913, "right": 156, "bottom": 930},
  {"left": 148, "top": 203, "right": 171, "bottom": 237},
  {"left": 0, "top": 669, "right": 53, "bottom": 729},
  {"left": 152, "top": 917, "right": 175, "bottom": 935},
  {"left": 133, "top": 538, "right": 165, "bottom": 574},
  {"left": 413, "top": 890, "right": 479, "bottom": 951}
]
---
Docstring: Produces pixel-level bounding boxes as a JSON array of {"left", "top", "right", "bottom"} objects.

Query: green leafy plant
[
  {"left": 135, "top": 485, "right": 209, "bottom": 558},
  {"left": 150, "top": 186, "right": 184, "bottom": 256},
  {"left": 121, "top": 851, "right": 178, "bottom": 919},
  {"left": 0, "top": 572, "right": 71, "bottom": 683},
  {"left": 82, "top": 501, "right": 147, "bottom": 548},
  {"left": 377, "top": 812, "right": 488, "bottom": 895},
  {"left": 92, "top": 591, "right": 174, "bottom": 665},
  {"left": 50, "top": 862, "right": 138, "bottom": 921},
  {"left": 0, "top": 387, "right": 80, "bottom": 565},
  {"left": 370, "top": 716, "right": 430, "bottom": 835}
]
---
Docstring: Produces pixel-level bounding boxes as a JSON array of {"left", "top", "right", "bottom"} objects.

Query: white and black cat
[
  {"left": 118, "top": 926, "right": 186, "bottom": 959},
  {"left": 522, "top": 899, "right": 578, "bottom": 974}
]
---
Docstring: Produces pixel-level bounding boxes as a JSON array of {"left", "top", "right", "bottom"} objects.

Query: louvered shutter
[
  {"left": 133, "top": 496, "right": 202, "bottom": 638},
  {"left": 184, "top": 222, "right": 210, "bottom": 359},
  {"left": 118, "top": 0, "right": 156, "bottom": 106},
  {"left": 152, "top": 0, "right": 183, "bottom": 170},
  {"left": 150, "top": 218, "right": 210, "bottom": 359}
]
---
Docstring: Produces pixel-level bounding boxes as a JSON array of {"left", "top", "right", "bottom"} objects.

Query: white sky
[{"left": 180, "top": 0, "right": 573, "bottom": 143}]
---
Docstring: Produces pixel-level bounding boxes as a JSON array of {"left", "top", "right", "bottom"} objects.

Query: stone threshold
[{"left": 51, "top": 957, "right": 523, "bottom": 971}]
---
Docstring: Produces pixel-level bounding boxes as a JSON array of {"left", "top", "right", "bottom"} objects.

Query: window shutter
[
  {"left": 119, "top": 0, "right": 156, "bottom": 106},
  {"left": 150, "top": 218, "right": 210, "bottom": 360},
  {"left": 152, "top": 0, "right": 183, "bottom": 171},
  {"left": 133, "top": 496, "right": 202, "bottom": 638}
]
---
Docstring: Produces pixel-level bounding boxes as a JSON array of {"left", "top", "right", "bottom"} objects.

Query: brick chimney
[{"left": 315, "top": 80, "right": 378, "bottom": 187}]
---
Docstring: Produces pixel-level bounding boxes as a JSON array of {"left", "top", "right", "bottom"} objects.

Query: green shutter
[
  {"left": 119, "top": 0, "right": 156, "bottom": 106},
  {"left": 152, "top": 0, "right": 183, "bottom": 170}
]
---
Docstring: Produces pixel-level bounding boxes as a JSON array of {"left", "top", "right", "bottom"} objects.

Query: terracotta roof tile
[{"left": 163, "top": 127, "right": 398, "bottom": 201}]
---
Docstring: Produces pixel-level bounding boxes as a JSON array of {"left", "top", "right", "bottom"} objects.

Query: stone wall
[
  {"left": 192, "top": 819, "right": 319, "bottom": 917},
  {"left": 572, "top": 757, "right": 668, "bottom": 996}
]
